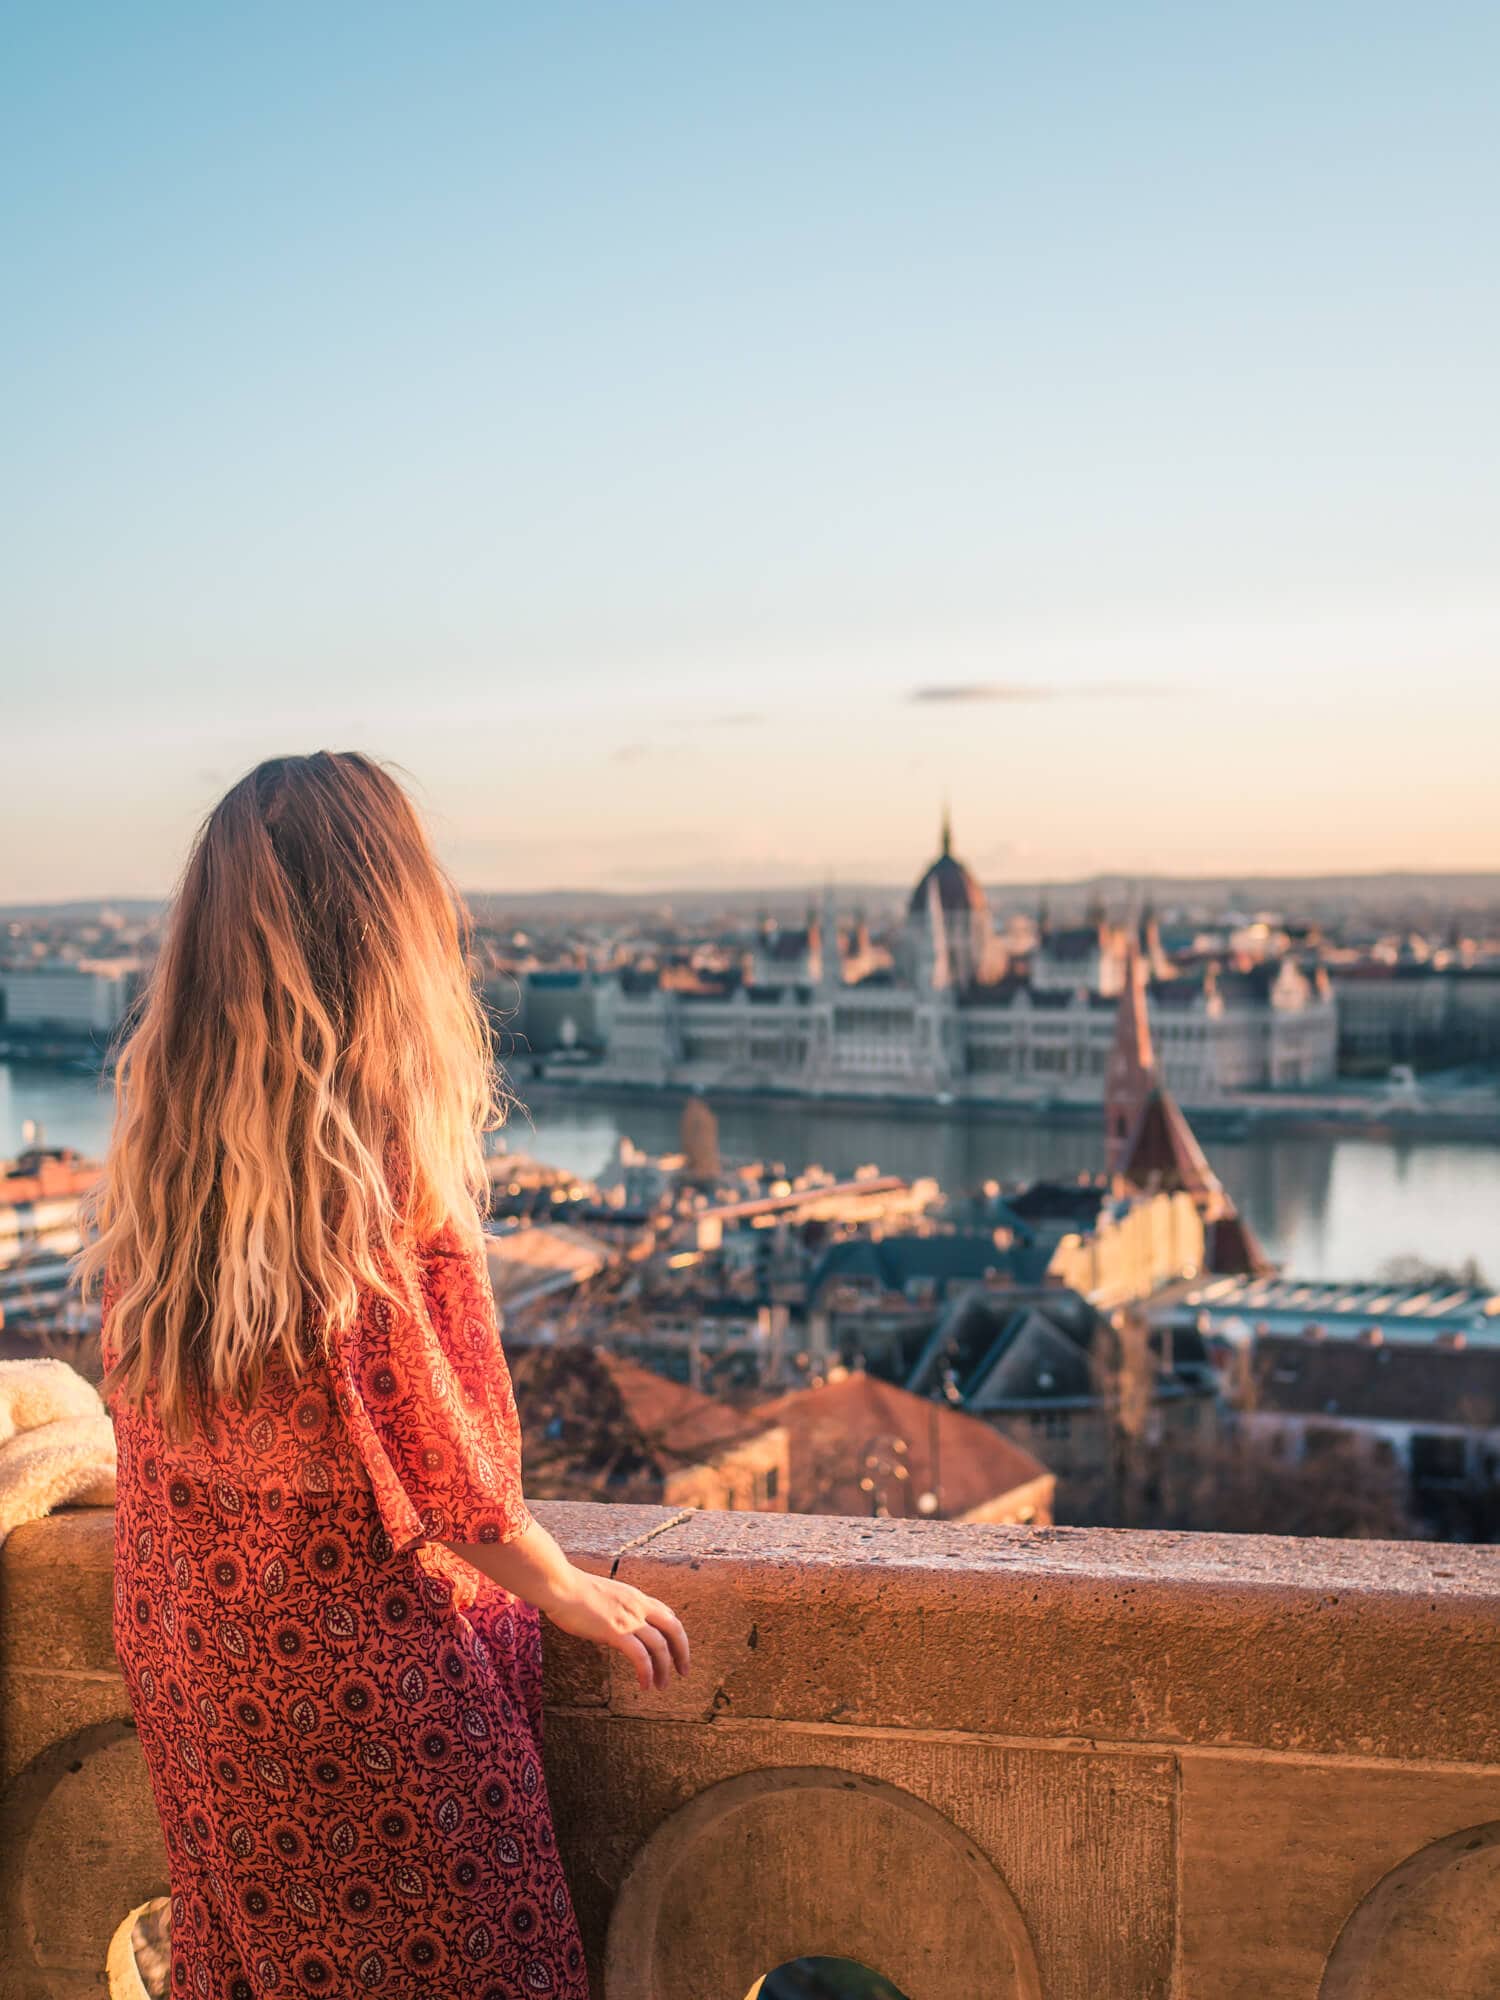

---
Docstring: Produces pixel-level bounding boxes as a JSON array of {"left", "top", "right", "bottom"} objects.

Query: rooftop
[
  {"left": 483, "top": 1221, "right": 614, "bottom": 1308},
  {"left": 510, "top": 1344, "right": 773, "bottom": 1476},
  {"left": 907, "top": 811, "right": 988, "bottom": 920},
  {"left": 810, "top": 1232, "right": 1007, "bottom": 1300},
  {"left": 1175, "top": 1273, "right": 1500, "bottom": 1341},
  {"left": 751, "top": 1370, "right": 1050, "bottom": 1520},
  {"left": 1253, "top": 1333, "right": 1500, "bottom": 1427}
]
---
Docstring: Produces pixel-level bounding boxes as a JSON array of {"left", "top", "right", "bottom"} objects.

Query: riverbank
[
  {"left": 7, "top": 1045, "right": 1500, "bottom": 1146},
  {"left": 516, "top": 1067, "right": 1500, "bottom": 1145}
]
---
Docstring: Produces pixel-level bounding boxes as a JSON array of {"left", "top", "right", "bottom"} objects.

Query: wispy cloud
[
  {"left": 908, "top": 681, "right": 1174, "bottom": 704},
  {"left": 611, "top": 712, "right": 763, "bottom": 762}
]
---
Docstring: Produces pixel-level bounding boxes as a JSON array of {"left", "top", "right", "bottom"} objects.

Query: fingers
[
  {"left": 620, "top": 1623, "right": 674, "bottom": 1692},
  {"left": 634, "top": 1619, "right": 672, "bottom": 1690},
  {"left": 596, "top": 1576, "right": 691, "bottom": 1695},
  {"left": 644, "top": 1600, "right": 691, "bottom": 1679},
  {"left": 624, "top": 1632, "right": 656, "bottom": 1696},
  {"left": 611, "top": 1603, "right": 690, "bottom": 1693},
  {"left": 617, "top": 1632, "right": 654, "bottom": 1693}
]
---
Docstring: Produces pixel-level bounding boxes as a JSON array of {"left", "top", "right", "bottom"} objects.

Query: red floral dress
[{"left": 105, "top": 1223, "right": 588, "bottom": 2000}]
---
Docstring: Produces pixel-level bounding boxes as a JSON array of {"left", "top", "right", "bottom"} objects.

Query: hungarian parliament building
[{"left": 562, "top": 819, "right": 1338, "bottom": 1107}]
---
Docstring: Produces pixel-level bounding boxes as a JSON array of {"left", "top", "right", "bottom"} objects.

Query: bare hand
[{"left": 540, "top": 1567, "right": 691, "bottom": 1693}]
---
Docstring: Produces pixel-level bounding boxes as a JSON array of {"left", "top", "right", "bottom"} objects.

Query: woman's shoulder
[{"left": 340, "top": 1214, "right": 491, "bottom": 1345}]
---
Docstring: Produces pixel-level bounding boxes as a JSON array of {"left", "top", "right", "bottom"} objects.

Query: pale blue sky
[{"left": 3, "top": 3, "right": 1498, "bottom": 900}]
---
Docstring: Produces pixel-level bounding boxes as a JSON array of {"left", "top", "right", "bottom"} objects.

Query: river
[{"left": 5, "top": 1062, "right": 1500, "bottom": 1284}]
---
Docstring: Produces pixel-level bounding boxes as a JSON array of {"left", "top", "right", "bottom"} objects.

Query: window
[
  {"left": 762, "top": 1465, "right": 780, "bottom": 1502},
  {"left": 1411, "top": 1433, "right": 1467, "bottom": 1482}
]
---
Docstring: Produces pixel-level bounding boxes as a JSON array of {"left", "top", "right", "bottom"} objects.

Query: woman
[{"left": 82, "top": 752, "right": 689, "bottom": 1999}]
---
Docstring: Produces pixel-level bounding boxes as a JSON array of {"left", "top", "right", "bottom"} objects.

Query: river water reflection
[{"left": 5, "top": 1062, "right": 1500, "bottom": 1284}]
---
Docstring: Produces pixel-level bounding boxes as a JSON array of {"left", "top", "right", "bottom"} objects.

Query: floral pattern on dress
[{"left": 106, "top": 1222, "right": 588, "bottom": 2000}]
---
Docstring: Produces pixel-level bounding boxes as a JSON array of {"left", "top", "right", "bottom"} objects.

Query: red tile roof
[
  {"left": 752, "top": 1370, "right": 1049, "bottom": 1520},
  {"left": 588, "top": 1352, "right": 768, "bottom": 1458}
]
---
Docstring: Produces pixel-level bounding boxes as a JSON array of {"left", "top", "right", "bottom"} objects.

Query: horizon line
[{"left": 7, "top": 862, "right": 1500, "bottom": 917}]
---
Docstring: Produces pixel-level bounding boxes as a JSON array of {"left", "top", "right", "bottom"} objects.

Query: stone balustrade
[{"left": 3, "top": 1503, "right": 1499, "bottom": 1999}]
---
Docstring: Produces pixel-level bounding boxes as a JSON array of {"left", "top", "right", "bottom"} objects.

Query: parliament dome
[{"left": 908, "top": 811, "right": 989, "bottom": 917}]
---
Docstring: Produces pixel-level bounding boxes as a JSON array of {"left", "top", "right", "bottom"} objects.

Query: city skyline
[{"left": 5, "top": 4, "right": 1500, "bottom": 899}]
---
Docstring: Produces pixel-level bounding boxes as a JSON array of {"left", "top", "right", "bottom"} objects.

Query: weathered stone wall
[{"left": 4, "top": 1504, "right": 1499, "bottom": 1999}]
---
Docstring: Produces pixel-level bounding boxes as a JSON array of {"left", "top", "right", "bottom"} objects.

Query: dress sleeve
[{"left": 332, "top": 1222, "right": 534, "bottom": 1559}]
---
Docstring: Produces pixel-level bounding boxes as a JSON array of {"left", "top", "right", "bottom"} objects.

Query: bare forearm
[{"left": 441, "top": 1515, "right": 576, "bottom": 1613}]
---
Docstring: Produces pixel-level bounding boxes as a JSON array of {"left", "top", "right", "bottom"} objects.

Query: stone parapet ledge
[
  {"left": 539, "top": 1503, "right": 1500, "bottom": 1762},
  {"left": 4, "top": 1504, "right": 1500, "bottom": 2000}
]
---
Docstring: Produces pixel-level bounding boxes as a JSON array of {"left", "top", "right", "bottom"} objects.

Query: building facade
[
  {"left": 0, "top": 961, "right": 138, "bottom": 1039},
  {"left": 1332, "top": 960, "right": 1500, "bottom": 1073},
  {"left": 596, "top": 824, "right": 1338, "bottom": 1106}
]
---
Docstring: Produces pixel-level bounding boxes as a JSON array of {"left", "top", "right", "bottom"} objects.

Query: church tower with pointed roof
[
  {"left": 1105, "top": 942, "right": 1273, "bottom": 1276},
  {"left": 1104, "top": 941, "right": 1157, "bottom": 1177}
]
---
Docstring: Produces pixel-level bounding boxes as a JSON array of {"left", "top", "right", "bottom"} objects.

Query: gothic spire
[{"left": 1104, "top": 940, "right": 1156, "bottom": 1176}]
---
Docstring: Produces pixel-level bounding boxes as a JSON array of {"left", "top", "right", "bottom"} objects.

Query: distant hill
[
  {"left": 0, "top": 898, "right": 166, "bottom": 922},
  {"left": 466, "top": 872, "right": 1500, "bottom": 927},
  {"left": 7, "top": 872, "right": 1498, "bottom": 930}
]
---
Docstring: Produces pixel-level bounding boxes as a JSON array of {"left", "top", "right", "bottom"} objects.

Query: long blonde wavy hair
[{"left": 79, "top": 752, "right": 501, "bottom": 1438}]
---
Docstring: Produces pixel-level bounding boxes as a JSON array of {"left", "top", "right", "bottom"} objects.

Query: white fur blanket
[{"left": 0, "top": 1357, "right": 116, "bottom": 1547}]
